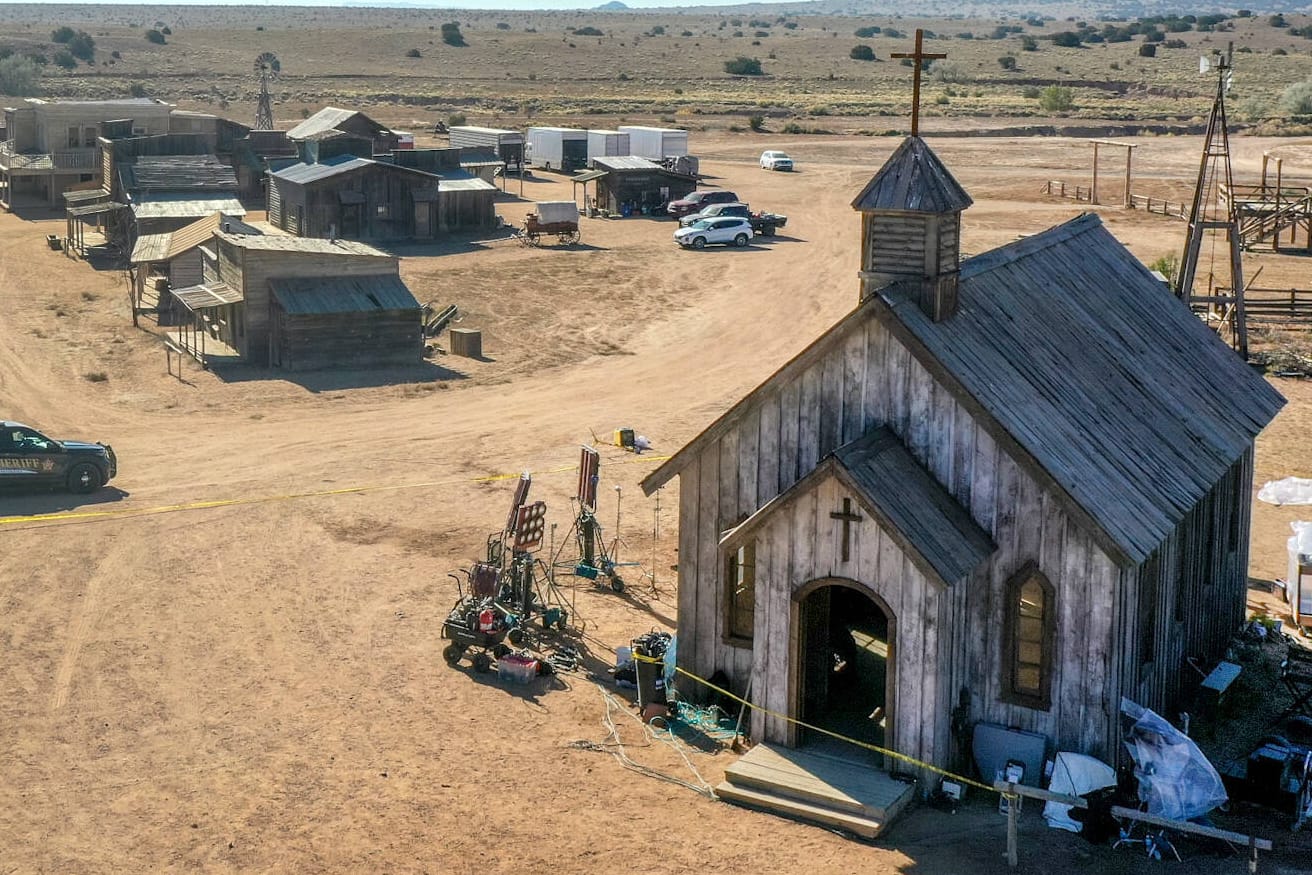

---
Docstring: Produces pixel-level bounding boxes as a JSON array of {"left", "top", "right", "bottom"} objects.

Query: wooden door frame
[{"left": 789, "top": 576, "right": 897, "bottom": 754}]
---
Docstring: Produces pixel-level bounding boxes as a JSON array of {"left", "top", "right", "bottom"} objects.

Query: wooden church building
[{"left": 642, "top": 136, "right": 1284, "bottom": 781}]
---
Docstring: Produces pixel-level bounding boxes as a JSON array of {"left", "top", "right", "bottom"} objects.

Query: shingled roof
[
  {"left": 643, "top": 210, "right": 1285, "bottom": 566},
  {"left": 121, "top": 155, "right": 237, "bottom": 192},
  {"left": 851, "top": 136, "right": 973, "bottom": 214},
  {"left": 879, "top": 212, "right": 1283, "bottom": 563}
]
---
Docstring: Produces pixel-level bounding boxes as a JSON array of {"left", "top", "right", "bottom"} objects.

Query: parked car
[
  {"left": 666, "top": 189, "right": 740, "bottom": 218},
  {"left": 679, "top": 202, "right": 789, "bottom": 236},
  {"left": 679, "top": 202, "right": 751, "bottom": 226},
  {"left": 0, "top": 421, "right": 116, "bottom": 493},
  {"left": 760, "top": 150, "right": 794, "bottom": 171},
  {"left": 674, "top": 217, "right": 753, "bottom": 249}
]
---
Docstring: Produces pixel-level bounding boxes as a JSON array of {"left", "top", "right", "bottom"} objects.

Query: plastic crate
[{"left": 498, "top": 654, "right": 539, "bottom": 684}]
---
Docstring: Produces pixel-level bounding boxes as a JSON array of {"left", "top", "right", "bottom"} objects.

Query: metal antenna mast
[{"left": 1175, "top": 42, "right": 1247, "bottom": 359}]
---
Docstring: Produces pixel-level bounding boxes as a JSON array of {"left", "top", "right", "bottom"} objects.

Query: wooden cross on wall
[
  {"left": 830, "top": 497, "right": 863, "bottom": 562},
  {"left": 891, "top": 28, "right": 947, "bottom": 137}
]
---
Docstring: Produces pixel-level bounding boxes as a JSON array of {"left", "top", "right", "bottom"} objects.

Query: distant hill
[
  {"left": 660, "top": 0, "right": 1304, "bottom": 16},
  {"left": 595, "top": 1, "right": 629, "bottom": 9}
]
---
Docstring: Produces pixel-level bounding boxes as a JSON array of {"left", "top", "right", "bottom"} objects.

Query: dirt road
[{"left": 2, "top": 133, "right": 1310, "bottom": 873}]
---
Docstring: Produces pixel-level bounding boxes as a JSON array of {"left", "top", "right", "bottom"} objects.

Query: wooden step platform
[{"left": 716, "top": 744, "right": 914, "bottom": 839}]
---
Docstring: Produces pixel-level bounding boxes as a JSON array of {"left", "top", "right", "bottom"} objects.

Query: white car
[
  {"left": 760, "top": 150, "right": 794, "bottom": 171},
  {"left": 674, "top": 217, "right": 753, "bottom": 249}
]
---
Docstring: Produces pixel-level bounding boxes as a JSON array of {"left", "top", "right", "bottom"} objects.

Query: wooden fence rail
[
  {"left": 993, "top": 781, "right": 1273, "bottom": 873},
  {"left": 1044, "top": 180, "right": 1094, "bottom": 203},
  {"left": 1128, "top": 193, "right": 1188, "bottom": 219}
]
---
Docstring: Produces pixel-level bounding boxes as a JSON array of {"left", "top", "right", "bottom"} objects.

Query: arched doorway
[{"left": 795, "top": 580, "right": 894, "bottom": 759}]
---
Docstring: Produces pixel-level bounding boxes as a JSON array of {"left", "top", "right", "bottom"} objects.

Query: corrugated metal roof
[
  {"left": 63, "top": 189, "right": 109, "bottom": 205},
  {"left": 593, "top": 156, "right": 662, "bottom": 172},
  {"left": 271, "top": 155, "right": 373, "bottom": 184},
  {"left": 269, "top": 274, "right": 419, "bottom": 315},
  {"left": 437, "top": 171, "right": 496, "bottom": 193},
  {"left": 851, "top": 136, "right": 973, "bottom": 214},
  {"left": 286, "top": 107, "right": 385, "bottom": 141},
  {"left": 571, "top": 169, "right": 607, "bottom": 183},
  {"left": 130, "top": 232, "right": 172, "bottom": 264},
  {"left": 834, "top": 428, "right": 994, "bottom": 586},
  {"left": 879, "top": 212, "right": 1284, "bottom": 563},
  {"left": 450, "top": 126, "right": 522, "bottom": 138},
  {"left": 215, "top": 232, "right": 389, "bottom": 257},
  {"left": 66, "top": 201, "right": 129, "bottom": 218},
  {"left": 171, "top": 280, "right": 243, "bottom": 311},
  {"left": 271, "top": 156, "right": 440, "bottom": 187},
  {"left": 131, "top": 194, "right": 246, "bottom": 219}
]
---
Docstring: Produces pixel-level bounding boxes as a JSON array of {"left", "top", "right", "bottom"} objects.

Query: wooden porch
[{"left": 716, "top": 743, "right": 915, "bottom": 839}]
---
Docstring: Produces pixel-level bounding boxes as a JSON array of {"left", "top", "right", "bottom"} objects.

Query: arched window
[{"left": 1004, "top": 563, "right": 1055, "bottom": 710}]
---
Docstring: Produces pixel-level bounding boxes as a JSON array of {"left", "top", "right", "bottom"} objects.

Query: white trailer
[
  {"left": 448, "top": 126, "right": 525, "bottom": 171},
  {"left": 586, "top": 129, "right": 631, "bottom": 167},
  {"left": 617, "top": 125, "right": 689, "bottom": 161},
  {"left": 526, "top": 127, "right": 588, "bottom": 173}
]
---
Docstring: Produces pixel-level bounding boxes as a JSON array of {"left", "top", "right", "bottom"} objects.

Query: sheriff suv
[{"left": 0, "top": 421, "right": 117, "bottom": 493}]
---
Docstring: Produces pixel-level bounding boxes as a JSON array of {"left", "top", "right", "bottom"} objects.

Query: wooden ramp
[{"left": 716, "top": 744, "right": 914, "bottom": 839}]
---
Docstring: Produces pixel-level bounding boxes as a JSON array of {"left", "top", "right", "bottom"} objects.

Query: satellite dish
[{"left": 1199, "top": 55, "right": 1211, "bottom": 74}]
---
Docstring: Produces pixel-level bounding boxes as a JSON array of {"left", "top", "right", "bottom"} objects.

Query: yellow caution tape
[
  {"left": 631, "top": 652, "right": 1007, "bottom": 797},
  {"left": 0, "top": 453, "right": 671, "bottom": 528}
]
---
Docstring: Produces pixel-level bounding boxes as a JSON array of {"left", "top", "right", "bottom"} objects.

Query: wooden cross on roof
[{"left": 891, "top": 28, "right": 947, "bottom": 137}]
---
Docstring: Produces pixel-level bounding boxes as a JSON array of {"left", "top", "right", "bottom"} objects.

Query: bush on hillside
[{"left": 724, "top": 55, "right": 763, "bottom": 75}]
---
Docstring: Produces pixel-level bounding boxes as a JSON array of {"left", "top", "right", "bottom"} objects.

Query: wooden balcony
[{"left": 0, "top": 142, "right": 98, "bottom": 173}]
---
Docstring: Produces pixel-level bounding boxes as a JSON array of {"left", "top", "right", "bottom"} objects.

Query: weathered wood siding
[
  {"left": 168, "top": 249, "right": 203, "bottom": 289},
  {"left": 289, "top": 165, "right": 435, "bottom": 241},
  {"left": 437, "top": 189, "right": 495, "bottom": 233},
  {"left": 267, "top": 178, "right": 283, "bottom": 227},
  {"left": 743, "top": 475, "right": 953, "bottom": 774},
  {"left": 213, "top": 243, "right": 397, "bottom": 366},
  {"left": 675, "top": 312, "right": 1129, "bottom": 769},
  {"left": 1116, "top": 448, "right": 1254, "bottom": 724},
  {"left": 270, "top": 309, "right": 421, "bottom": 371}
]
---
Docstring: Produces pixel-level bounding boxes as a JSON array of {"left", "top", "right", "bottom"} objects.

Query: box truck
[
  {"left": 617, "top": 125, "right": 689, "bottom": 161},
  {"left": 586, "top": 129, "right": 631, "bottom": 167},
  {"left": 448, "top": 126, "right": 524, "bottom": 172},
  {"left": 526, "top": 127, "right": 588, "bottom": 173}
]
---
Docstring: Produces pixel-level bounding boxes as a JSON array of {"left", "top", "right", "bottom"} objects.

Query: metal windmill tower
[
  {"left": 253, "top": 52, "right": 280, "bottom": 131},
  {"left": 1174, "top": 43, "right": 1248, "bottom": 359}
]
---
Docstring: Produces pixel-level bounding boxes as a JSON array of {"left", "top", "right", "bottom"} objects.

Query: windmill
[
  {"left": 253, "top": 52, "right": 280, "bottom": 131},
  {"left": 1175, "top": 42, "right": 1248, "bottom": 358}
]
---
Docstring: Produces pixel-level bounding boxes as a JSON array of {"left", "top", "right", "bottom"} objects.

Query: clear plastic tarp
[
  {"left": 1121, "top": 698, "right": 1228, "bottom": 821},
  {"left": 1258, "top": 477, "right": 1312, "bottom": 506}
]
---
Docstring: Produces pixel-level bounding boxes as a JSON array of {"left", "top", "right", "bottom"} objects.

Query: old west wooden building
[
  {"left": 575, "top": 156, "right": 696, "bottom": 216},
  {"left": 642, "top": 136, "right": 1284, "bottom": 781},
  {"left": 285, "top": 107, "right": 398, "bottom": 156},
  {"left": 172, "top": 231, "right": 422, "bottom": 371},
  {"left": 267, "top": 155, "right": 445, "bottom": 241}
]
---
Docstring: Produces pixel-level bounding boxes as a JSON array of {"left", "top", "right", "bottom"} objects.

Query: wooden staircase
[
  {"left": 716, "top": 744, "right": 915, "bottom": 839},
  {"left": 1238, "top": 194, "right": 1312, "bottom": 249}
]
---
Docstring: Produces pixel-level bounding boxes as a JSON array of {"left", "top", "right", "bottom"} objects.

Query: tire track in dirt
[{"left": 49, "top": 544, "right": 122, "bottom": 712}]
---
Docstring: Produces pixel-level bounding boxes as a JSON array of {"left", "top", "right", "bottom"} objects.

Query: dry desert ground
[{"left": 3, "top": 130, "right": 1312, "bottom": 873}]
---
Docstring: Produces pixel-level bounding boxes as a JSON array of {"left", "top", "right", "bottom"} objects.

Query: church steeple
[
  {"left": 852, "top": 29, "right": 972, "bottom": 322},
  {"left": 852, "top": 137, "right": 972, "bottom": 320}
]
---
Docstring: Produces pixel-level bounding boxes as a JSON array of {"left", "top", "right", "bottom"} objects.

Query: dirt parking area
[{"left": 3, "top": 131, "right": 1312, "bottom": 873}]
